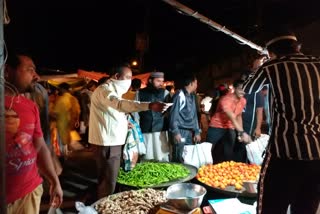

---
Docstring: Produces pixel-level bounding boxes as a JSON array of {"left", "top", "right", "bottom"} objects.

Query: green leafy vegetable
[{"left": 117, "top": 162, "right": 190, "bottom": 187}]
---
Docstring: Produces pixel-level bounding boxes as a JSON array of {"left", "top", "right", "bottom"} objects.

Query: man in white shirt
[{"left": 89, "top": 64, "right": 167, "bottom": 198}]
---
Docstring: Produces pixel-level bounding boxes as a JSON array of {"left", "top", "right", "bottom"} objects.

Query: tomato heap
[{"left": 196, "top": 161, "right": 261, "bottom": 190}]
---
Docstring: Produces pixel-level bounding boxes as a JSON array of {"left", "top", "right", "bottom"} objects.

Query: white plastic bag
[
  {"left": 79, "top": 121, "right": 86, "bottom": 134},
  {"left": 75, "top": 201, "right": 97, "bottom": 214},
  {"left": 182, "top": 142, "right": 213, "bottom": 168},
  {"left": 47, "top": 207, "right": 63, "bottom": 214},
  {"left": 246, "top": 134, "right": 270, "bottom": 165}
]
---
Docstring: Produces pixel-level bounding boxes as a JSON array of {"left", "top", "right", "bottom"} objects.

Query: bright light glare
[{"left": 131, "top": 60, "right": 138, "bottom": 66}]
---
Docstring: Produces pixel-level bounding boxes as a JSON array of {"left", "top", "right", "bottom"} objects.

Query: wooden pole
[
  {"left": 161, "top": 0, "right": 268, "bottom": 55},
  {"left": 0, "top": 0, "right": 7, "bottom": 213}
]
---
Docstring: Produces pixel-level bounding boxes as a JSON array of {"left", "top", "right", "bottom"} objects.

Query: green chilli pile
[{"left": 117, "top": 162, "right": 190, "bottom": 187}]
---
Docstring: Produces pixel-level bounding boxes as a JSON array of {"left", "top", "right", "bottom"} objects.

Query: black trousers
[
  {"left": 171, "top": 129, "right": 193, "bottom": 163},
  {"left": 92, "top": 144, "right": 122, "bottom": 199},
  {"left": 206, "top": 127, "right": 237, "bottom": 163},
  {"left": 257, "top": 153, "right": 320, "bottom": 214}
]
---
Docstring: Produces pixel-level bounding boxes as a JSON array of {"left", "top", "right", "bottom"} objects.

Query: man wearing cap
[
  {"left": 243, "top": 31, "right": 320, "bottom": 214},
  {"left": 135, "top": 71, "right": 171, "bottom": 161}
]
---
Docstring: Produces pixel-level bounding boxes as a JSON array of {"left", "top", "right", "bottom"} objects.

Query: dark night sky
[{"left": 5, "top": 0, "right": 320, "bottom": 78}]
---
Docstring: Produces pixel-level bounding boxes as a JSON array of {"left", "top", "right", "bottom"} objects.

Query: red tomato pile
[{"left": 196, "top": 161, "right": 261, "bottom": 190}]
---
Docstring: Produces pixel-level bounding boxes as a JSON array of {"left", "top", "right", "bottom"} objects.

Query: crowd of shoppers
[{"left": 4, "top": 28, "right": 319, "bottom": 214}]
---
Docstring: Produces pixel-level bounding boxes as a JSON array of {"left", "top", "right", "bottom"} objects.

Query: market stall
[
  {"left": 91, "top": 162, "right": 203, "bottom": 214},
  {"left": 89, "top": 160, "right": 259, "bottom": 214}
]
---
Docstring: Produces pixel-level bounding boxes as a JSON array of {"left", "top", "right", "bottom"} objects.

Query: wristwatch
[
  {"left": 238, "top": 131, "right": 245, "bottom": 136},
  {"left": 237, "top": 131, "right": 245, "bottom": 141}
]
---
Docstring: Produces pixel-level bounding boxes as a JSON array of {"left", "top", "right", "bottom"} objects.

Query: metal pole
[
  {"left": 0, "top": 0, "right": 6, "bottom": 213},
  {"left": 161, "top": 0, "right": 268, "bottom": 55}
]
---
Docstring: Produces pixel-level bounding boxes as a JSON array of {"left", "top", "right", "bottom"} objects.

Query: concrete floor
[{"left": 40, "top": 148, "right": 98, "bottom": 214}]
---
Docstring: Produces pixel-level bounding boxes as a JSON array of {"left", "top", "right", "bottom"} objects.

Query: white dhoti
[{"left": 143, "top": 131, "right": 170, "bottom": 162}]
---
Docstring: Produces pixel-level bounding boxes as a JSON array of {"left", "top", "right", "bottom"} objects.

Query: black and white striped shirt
[{"left": 243, "top": 54, "right": 320, "bottom": 160}]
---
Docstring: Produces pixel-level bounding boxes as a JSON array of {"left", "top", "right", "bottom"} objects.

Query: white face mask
[{"left": 112, "top": 79, "right": 131, "bottom": 95}]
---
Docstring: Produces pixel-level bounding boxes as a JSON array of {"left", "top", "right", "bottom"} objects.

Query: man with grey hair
[{"left": 89, "top": 64, "right": 168, "bottom": 198}]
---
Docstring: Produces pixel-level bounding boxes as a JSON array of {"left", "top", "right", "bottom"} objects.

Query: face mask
[{"left": 112, "top": 79, "right": 131, "bottom": 95}]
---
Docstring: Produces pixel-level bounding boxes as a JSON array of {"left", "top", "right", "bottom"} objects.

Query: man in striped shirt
[{"left": 243, "top": 32, "right": 320, "bottom": 214}]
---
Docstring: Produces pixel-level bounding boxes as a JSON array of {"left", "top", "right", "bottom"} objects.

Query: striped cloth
[
  {"left": 128, "top": 115, "right": 146, "bottom": 155},
  {"left": 243, "top": 54, "right": 320, "bottom": 160}
]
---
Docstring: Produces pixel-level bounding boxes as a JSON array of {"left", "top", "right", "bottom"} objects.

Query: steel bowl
[
  {"left": 166, "top": 183, "right": 207, "bottom": 211},
  {"left": 243, "top": 181, "right": 258, "bottom": 194}
]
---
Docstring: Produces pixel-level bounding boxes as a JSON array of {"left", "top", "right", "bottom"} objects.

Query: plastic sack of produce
[
  {"left": 246, "top": 134, "right": 270, "bottom": 165},
  {"left": 123, "top": 130, "right": 139, "bottom": 171},
  {"left": 75, "top": 201, "right": 97, "bottom": 214},
  {"left": 182, "top": 142, "right": 213, "bottom": 168}
]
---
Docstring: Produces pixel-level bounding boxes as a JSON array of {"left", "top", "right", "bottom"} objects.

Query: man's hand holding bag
[{"left": 182, "top": 142, "right": 213, "bottom": 168}]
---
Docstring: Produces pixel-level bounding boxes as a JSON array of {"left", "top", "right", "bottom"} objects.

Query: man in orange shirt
[{"left": 206, "top": 80, "right": 251, "bottom": 163}]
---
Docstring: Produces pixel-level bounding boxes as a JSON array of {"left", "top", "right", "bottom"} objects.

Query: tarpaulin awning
[
  {"left": 77, "top": 69, "right": 108, "bottom": 81},
  {"left": 46, "top": 77, "right": 86, "bottom": 91},
  {"left": 40, "top": 73, "right": 78, "bottom": 81},
  {"left": 77, "top": 69, "right": 152, "bottom": 88},
  {"left": 132, "top": 72, "right": 150, "bottom": 88},
  {"left": 41, "top": 69, "right": 173, "bottom": 91}
]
